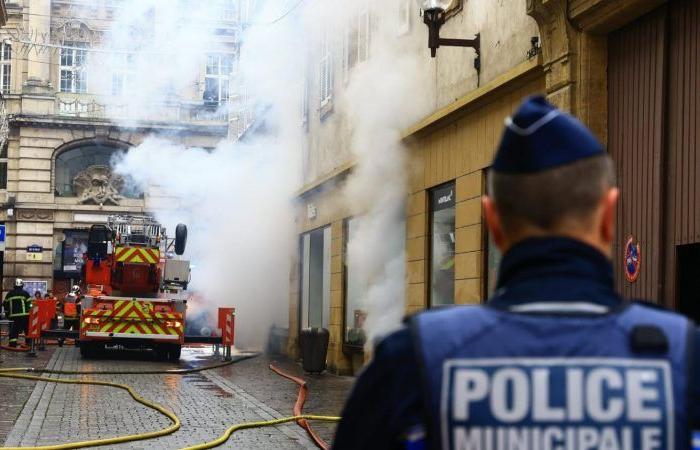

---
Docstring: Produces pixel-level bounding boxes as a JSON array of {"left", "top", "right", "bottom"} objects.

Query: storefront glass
[
  {"left": 344, "top": 217, "right": 368, "bottom": 348},
  {"left": 62, "top": 230, "right": 89, "bottom": 277},
  {"left": 300, "top": 226, "right": 331, "bottom": 329},
  {"left": 430, "top": 182, "right": 455, "bottom": 306}
]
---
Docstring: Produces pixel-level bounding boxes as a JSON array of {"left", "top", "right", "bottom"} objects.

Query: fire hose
[{"left": 0, "top": 354, "right": 341, "bottom": 450}]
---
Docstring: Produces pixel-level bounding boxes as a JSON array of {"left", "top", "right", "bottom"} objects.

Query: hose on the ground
[
  {"left": 0, "top": 371, "right": 181, "bottom": 450},
  {"left": 269, "top": 363, "right": 332, "bottom": 449},
  {"left": 0, "top": 352, "right": 260, "bottom": 375},
  {"left": 181, "top": 415, "right": 341, "bottom": 450},
  {"left": 0, "top": 353, "right": 342, "bottom": 450},
  {"left": 0, "top": 344, "right": 30, "bottom": 352}
]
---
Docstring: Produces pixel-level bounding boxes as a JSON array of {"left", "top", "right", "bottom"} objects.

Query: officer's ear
[
  {"left": 482, "top": 196, "right": 506, "bottom": 251},
  {"left": 600, "top": 187, "right": 620, "bottom": 245}
]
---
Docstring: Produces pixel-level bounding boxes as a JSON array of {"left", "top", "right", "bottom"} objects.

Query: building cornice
[
  {"left": 402, "top": 57, "right": 543, "bottom": 139},
  {"left": 568, "top": 0, "right": 668, "bottom": 33},
  {"left": 8, "top": 114, "right": 228, "bottom": 136}
]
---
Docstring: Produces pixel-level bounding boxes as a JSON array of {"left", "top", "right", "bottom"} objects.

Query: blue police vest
[{"left": 412, "top": 303, "right": 692, "bottom": 450}]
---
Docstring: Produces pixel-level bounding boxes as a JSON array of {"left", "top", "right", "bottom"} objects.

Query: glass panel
[
  {"left": 300, "top": 227, "right": 330, "bottom": 329},
  {"left": 0, "top": 142, "right": 7, "bottom": 158},
  {"left": 204, "top": 77, "right": 220, "bottom": 103},
  {"left": 0, "top": 162, "right": 7, "bottom": 190},
  {"left": 54, "top": 145, "right": 142, "bottom": 198},
  {"left": 344, "top": 218, "right": 368, "bottom": 347},
  {"left": 60, "top": 50, "right": 72, "bottom": 67},
  {"left": 1, "top": 64, "right": 9, "bottom": 94},
  {"left": 62, "top": 230, "right": 89, "bottom": 274},
  {"left": 430, "top": 182, "right": 456, "bottom": 306}
]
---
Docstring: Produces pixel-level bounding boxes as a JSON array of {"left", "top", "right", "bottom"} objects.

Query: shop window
[
  {"left": 343, "top": 217, "right": 368, "bottom": 349},
  {"left": 54, "top": 144, "right": 142, "bottom": 198},
  {"left": 430, "top": 182, "right": 456, "bottom": 306},
  {"left": 61, "top": 230, "right": 89, "bottom": 276},
  {"left": 60, "top": 42, "right": 88, "bottom": 93},
  {"left": 300, "top": 226, "right": 331, "bottom": 330}
]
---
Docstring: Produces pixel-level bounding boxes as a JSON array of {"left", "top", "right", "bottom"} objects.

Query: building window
[
  {"left": 60, "top": 42, "right": 88, "bottom": 93},
  {"left": 429, "top": 182, "right": 456, "bottom": 306},
  {"left": 319, "top": 30, "right": 333, "bottom": 111},
  {"left": 0, "top": 42, "right": 11, "bottom": 94},
  {"left": 343, "top": 217, "right": 368, "bottom": 349},
  {"left": 344, "top": 1, "right": 370, "bottom": 76},
  {"left": 61, "top": 230, "right": 89, "bottom": 275},
  {"left": 300, "top": 226, "right": 331, "bottom": 330},
  {"left": 204, "top": 54, "right": 233, "bottom": 106},
  {"left": 397, "top": 0, "right": 410, "bottom": 34},
  {"left": 0, "top": 142, "right": 7, "bottom": 190},
  {"left": 111, "top": 53, "right": 136, "bottom": 96},
  {"left": 301, "top": 64, "right": 309, "bottom": 128},
  {"left": 486, "top": 233, "right": 502, "bottom": 298},
  {"left": 54, "top": 144, "right": 141, "bottom": 198}
]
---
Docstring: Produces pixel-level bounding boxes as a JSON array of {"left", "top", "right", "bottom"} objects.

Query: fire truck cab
[{"left": 79, "top": 215, "right": 190, "bottom": 361}]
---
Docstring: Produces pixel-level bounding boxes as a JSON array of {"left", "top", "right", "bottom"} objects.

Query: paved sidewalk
[
  {"left": 0, "top": 347, "right": 354, "bottom": 449},
  {"left": 0, "top": 344, "right": 55, "bottom": 443}
]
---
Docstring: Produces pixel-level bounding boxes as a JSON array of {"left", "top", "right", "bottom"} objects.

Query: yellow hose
[
  {"left": 182, "top": 415, "right": 341, "bottom": 450},
  {"left": 0, "top": 356, "right": 342, "bottom": 450},
  {"left": 0, "top": 372, "right": 180, "bottom": 450}
]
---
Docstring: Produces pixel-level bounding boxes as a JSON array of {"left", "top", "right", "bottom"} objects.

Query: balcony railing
[{"left": 55, "top": 93, "right": 229, "bottom": 125}]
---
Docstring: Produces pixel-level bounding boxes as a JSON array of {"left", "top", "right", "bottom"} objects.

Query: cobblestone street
[{"left": 0, "top": 346, "right": 353, "bottom": 449}]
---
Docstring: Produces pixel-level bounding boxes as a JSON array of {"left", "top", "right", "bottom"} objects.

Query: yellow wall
[{"left": 405, "top": 63, "right": 545, "bottom": 312}]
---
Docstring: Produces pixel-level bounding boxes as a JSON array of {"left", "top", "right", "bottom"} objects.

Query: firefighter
[
  {"left": 2, "top": 279, "right": 32, "bottom": 347},
  {"left": 333, "top": 96, "right": 700, "bottom": 450}
]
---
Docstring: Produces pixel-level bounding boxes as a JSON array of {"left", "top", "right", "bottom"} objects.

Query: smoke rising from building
[{"left": 89, "top": 0, "right": 432, "bottom": 350}]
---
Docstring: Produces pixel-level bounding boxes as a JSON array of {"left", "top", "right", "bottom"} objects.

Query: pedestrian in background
[
  {"left": 2, "top": 278, "right": 32, "bottom": 347},
  {"left": 333, "top": 96, "right": 700, "bottom": 450}
]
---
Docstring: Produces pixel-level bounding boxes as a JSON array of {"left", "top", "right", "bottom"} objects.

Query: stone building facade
[
  {"left": 0, "top": 0, "right": 237, "bottom": 296},
  {"left": 290, "top": 0, "right": 699, "bottom": 375}
]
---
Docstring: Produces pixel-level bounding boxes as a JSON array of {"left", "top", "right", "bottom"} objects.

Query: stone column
[
  {"left": 23, "top": 0, "right": 53, "bottom": 96},
  {"left": 526, "top": 0, "right": 608, "bottom": 145}
]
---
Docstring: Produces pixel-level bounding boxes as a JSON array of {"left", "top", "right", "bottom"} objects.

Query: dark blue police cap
[{"left": 493, "top": 95, "right": 604, "bottom": 174}]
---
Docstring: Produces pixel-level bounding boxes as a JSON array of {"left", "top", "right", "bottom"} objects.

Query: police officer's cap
[{"left": 493, "top": 96, "right": 604, "bottom": 174}]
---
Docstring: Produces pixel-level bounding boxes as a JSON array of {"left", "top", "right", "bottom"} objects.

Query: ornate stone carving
[
  {"left": 17, "top": 209, "right": 55, "bottom": 222},
  {"left": 50, "top": 19, "right": 102, "bottom": 47},
  {"left": 73, "top": 165, "right": 124, "bottom": 206}
]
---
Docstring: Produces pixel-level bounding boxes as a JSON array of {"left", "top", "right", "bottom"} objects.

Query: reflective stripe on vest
[
  {"left": 4, "top": 295, "right": 30, "bottom": 318},
  {"left": 412, "top": 303, "right": 691, "bottom": 450}
]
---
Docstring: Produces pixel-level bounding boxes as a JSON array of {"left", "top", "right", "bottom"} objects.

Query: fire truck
[{"left": 78, "top": 215, "right": 190, "bottom": 361}]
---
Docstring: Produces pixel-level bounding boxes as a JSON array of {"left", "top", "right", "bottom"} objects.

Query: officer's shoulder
[{"left": 372, "top": 326, "right": 414, "bottom": 362}]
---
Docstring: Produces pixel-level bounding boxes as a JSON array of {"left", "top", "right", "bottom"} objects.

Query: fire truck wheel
[
  {"left": 169, "top": 344, "right": 182, "bottom": 362},
  {"left": 155, "top": 344, "right": 180, "bottom": 362},
  {"left": 79, "top": 342, "right": 95, "bottom": 358}
]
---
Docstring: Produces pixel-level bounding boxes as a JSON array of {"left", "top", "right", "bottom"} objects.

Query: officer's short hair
[{"left": 488, "top": 154, "right": 616, "bottom": 232}]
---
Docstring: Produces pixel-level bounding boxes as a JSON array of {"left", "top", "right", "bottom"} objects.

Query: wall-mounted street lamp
[{"left": 417, "top": 0, "right": 480, "bottom": 72}]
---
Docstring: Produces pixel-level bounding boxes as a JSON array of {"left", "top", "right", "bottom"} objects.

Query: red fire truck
[{"left": 79, "top": 215, "right": 190, "bottom": 360}]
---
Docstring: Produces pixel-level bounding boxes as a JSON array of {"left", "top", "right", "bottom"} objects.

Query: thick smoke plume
[{"left": 90, "top": 0, "right": 432, "bottom": 350}]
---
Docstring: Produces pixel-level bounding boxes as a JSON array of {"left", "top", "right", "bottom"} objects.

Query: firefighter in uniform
[
  {"left": 2, "top": 279, "right": 32, "bottom": 347},
  {"left": 333, "top": 96, "right": 700, "bottom": 450}
]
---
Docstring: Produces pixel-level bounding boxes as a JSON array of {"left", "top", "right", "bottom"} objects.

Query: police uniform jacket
[{"left": 332, "top": 237, "right": 700, "bottom": 450}]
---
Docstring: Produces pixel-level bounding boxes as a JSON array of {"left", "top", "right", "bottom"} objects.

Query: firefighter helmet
[{"left": 14, "top": 278, "right": 23, "bottom": 287}]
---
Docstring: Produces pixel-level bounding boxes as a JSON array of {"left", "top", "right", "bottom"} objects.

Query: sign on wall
[
  {"left": 0, "top": 224, "right": 5, "bottom": 252},
  {"left": 624, "top": 235, "right": 641, "bottom": 283}
]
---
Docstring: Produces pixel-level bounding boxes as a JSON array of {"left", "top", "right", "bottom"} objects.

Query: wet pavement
[{"left": 0, "top": 346, "right": 354, "bottom": 449}]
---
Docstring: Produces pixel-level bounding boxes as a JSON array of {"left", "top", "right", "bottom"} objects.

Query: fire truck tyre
[
  {"left": 169, "top": 344, "right": 182, "bottom": 362},
  {"left": 175, "top": 224, "right": 187, "bottom": 255},
  {"left": 80, "top": 342, "right": 95, "bottom": 358}
]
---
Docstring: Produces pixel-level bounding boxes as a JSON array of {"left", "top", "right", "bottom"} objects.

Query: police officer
[
  {"left": 2, "top": 278, "right": 32, "bottom": 347},
  {"left": 333, "top": 96, "right": 700, "bottom": 450}
]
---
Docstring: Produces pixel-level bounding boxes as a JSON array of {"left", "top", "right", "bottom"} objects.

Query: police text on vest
[{"left": 442, "top": 359, "right": 673, "bottom": 450}]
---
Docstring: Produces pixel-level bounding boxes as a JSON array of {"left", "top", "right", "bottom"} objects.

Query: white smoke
[
  {"left": 338, "top": 7, "right": 432, "bottom": 346},
  {"left": 89, "top": 0, "right": 432, "bottom": 351}
]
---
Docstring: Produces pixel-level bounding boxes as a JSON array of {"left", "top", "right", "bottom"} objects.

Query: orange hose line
[
  {"left": 269, "top": 364, "right": 331, "bottom": 450},
  {"left": 0, "top": 344, "right": 30, "bottom": 352}
]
